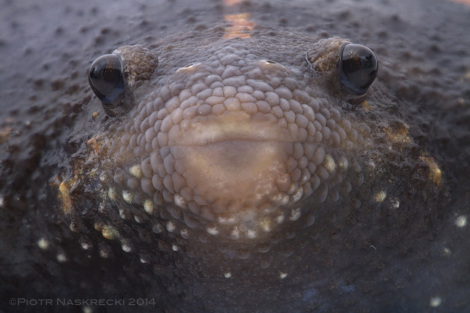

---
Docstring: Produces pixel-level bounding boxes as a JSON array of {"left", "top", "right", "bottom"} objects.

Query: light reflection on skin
[
  {"left": 223, "top": 13, "right": 255, "bottom": 38},
  {"left": 223, "top": 0, "right": 244, "bottom": 5},
  {"left": 450, "top": 0, "right": 470, "bottom": 4}
]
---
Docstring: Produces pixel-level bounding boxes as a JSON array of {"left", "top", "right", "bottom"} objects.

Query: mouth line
[
  {"left": 166, "top": 113, "right": 301, "bottom": 147},
  {"left": 167, "top": 136, "right": 299, "bottom": 147}
]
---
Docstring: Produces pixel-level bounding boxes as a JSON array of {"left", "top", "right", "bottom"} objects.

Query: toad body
[{"left": 1, "top": 0, "right": 470, "bottom": 312}]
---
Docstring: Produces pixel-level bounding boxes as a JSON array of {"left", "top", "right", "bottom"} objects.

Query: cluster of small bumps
[{"left": 104, "top": 43, "right": 371, "bottom": 238}]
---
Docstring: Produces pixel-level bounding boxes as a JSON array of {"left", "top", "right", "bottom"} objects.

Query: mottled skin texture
[{"left": 1, "top": 0, "right": 470, "bottom": 312}]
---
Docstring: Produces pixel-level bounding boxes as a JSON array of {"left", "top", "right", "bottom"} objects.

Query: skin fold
[{"left": 1, "top": 0, "right": 469, "bottom": 312}]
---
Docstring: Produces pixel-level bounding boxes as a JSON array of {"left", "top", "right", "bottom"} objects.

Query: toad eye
[
  {"left": 88, "top": 54, "right": 125, "bottom": 116},
  {"left": 339, "top": 44, "right": 378, "bottom": 96}
]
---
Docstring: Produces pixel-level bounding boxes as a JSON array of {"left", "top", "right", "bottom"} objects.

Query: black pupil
[
  {"left": 340, "top": 44, "right": 378, "bottom": 95},
  {"left": 88, "top": 54, "right": 124, "bottom": 105}
]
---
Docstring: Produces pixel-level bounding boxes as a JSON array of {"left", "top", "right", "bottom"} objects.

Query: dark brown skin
[{"left": 1, "top": 0, "right": 470, "bottom": 312}]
